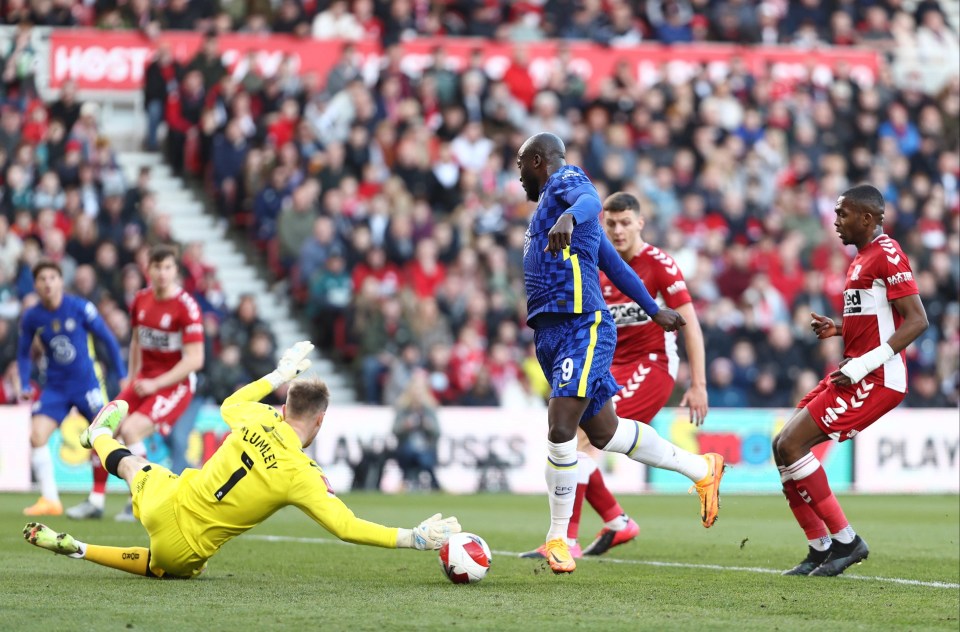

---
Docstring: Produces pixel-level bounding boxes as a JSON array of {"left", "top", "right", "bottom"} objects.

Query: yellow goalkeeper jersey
[{"left": 174, "top": 378, "right": 399, "bottom": 559}]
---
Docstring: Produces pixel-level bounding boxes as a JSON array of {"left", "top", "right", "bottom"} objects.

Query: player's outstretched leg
[
  {"left": 23, "top": 522, "right": 155, "bottom": 576},
  {"left": 586, "top": 407, "right": 726, "bottom": 528},
  {"left": 23, "top": 522, "right": 81, "bottom": 556},
  {"left": 690, "top": 452, "right": 726, "bottom": 529}
]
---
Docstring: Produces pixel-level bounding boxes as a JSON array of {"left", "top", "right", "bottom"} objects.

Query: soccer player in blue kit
[
  {"left": 18, "top": 261, "right": 127, "bottom": 517},
  {"left": 517, "top": 133, "right": 725, "bottom": 573}
]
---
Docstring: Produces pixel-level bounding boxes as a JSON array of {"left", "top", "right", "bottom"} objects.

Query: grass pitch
[{"left": 2, "top": 492, "right": 957, "bottom": 631}]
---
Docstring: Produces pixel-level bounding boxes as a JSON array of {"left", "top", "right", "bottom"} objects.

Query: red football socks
[
  {"left": 585, "top": 468, "right": 623, "bottom": 523},
  {"left": 566, "top": 483, "right": 587, "bottom": 541}
]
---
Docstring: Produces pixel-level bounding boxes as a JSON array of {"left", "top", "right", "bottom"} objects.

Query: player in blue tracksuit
[
  {"left": 18, "top": 261, "right": 127, "bottom": 517},
  {"left": 517, "top": 133, "right": 726, "bottom": 573}
]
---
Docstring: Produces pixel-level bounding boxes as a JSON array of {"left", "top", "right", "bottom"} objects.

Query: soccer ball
[{"left": 439, "top": 533, "right": 491, "bottom": 584}]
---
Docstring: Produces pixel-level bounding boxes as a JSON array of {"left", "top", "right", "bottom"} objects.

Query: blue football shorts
[
  {"left": 533, "top": 310, "right": 621, "bottom": 423},
  {"left": 32, "top": 378, "right": 106, "bottom": 424}
]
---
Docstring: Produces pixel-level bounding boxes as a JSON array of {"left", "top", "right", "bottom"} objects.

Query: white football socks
[
  {"left": 31, "top": 445, "right": 60, "bottom": 503},
  {"left": 577, "top": 451, "right": 598, "bottom": 483},
  {"left": 603, "top": 418, "right": 708, "bottom": 482},
  {"left": 604, "top": 514, "right": 629, "bottom": 531},
  {"left": 545, "top": 438, "right": 578, "bottom": 541},
  {"left": 88, "top": 492, "right": 105, "bottom": 510},
  {"left": 809, "top": 536, "right": 832, "bottom": 552},
  {"left": 832, "top": 525, "right": 856, "bottom": 545}
]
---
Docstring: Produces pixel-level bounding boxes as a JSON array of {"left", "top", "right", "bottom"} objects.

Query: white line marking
[{"left": 245, "top": 534, "right": 960, "bottom": 590}]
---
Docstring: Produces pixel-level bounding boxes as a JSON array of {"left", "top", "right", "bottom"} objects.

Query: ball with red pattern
[{"left": 438, "top": 532, "right": 492, "bottom": 584}]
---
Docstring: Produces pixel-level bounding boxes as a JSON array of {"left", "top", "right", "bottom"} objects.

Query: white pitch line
[{"left": 245, "top": 534, "right": 960, "bottom": 590}]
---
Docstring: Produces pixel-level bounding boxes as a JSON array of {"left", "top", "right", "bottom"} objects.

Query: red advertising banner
[{"left": 49, "top": 29, "right": 881, "bottom": 94}]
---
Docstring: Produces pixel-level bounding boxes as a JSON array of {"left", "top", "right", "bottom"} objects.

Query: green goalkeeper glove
[{"left": 397, "top": 513, "right": 461, "bottom": 550}]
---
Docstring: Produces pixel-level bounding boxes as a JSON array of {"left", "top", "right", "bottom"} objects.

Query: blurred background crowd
[{"left": 0, "top": 0, "right": 957, "bottom": 427}]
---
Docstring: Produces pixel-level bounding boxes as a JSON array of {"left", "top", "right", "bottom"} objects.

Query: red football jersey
[
  {"left": 841, "top": 234, "right": 918, "bottom": 393},
  {"left": 131, "top": 287, "right": 204, "bottom": 379},
  {"left": 599, "top": 244, "right": 693, "bottom": 376}
]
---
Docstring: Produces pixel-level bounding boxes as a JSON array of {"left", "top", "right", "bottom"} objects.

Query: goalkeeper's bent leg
[{"left": 92, "top": 435, "right": 149, "bottom": 486}]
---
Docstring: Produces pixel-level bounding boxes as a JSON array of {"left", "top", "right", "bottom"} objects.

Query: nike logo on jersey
[{"left": 558, "top": 381, "right": 572, "bottom": 388}]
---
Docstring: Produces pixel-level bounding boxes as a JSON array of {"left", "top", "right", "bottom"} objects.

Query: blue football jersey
[
  {"left": 17, "top": 294, "right": 126, "bottom": 392},
  {"left": 523, "top": 165, "right": 606, "bottom": 324}
]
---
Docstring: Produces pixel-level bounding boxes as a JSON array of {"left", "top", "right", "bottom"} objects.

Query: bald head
[
  {"left": 520, "top": 132, "right": 566, "bottom": 163},
  {"left": 516, "top": 132, "right": 567, "bottom": 202}
]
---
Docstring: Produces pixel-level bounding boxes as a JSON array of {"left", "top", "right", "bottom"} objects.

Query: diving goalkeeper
[{"left": 23, "top": 341, "right": 460, "bottom": 578}]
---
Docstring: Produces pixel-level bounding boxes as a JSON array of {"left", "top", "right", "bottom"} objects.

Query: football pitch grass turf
[{"left": 2, "top": 492, "right": 957, "bottom": 631}]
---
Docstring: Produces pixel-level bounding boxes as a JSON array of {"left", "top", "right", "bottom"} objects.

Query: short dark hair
[
  {"left": 286, "top": 378, "right": 330, "bottom": 419},
  {"left": 32, "top": 260, "right": 62, "bottom": 280},
  {"left": 842, "top": 184, "right": 885, "bottom": 217},
  {"left": 603, "top": 192, "right": 642, "bottom": 213},
  {"left": 148, "top": 244, "right": 179, "bottom": 265}
]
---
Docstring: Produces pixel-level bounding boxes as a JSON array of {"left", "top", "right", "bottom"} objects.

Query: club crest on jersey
[
  {"left": 850, "top": 264, "right": 862, "bottom": 281},
  {"left": 49, "top": 334, "right": 77, "bottom": 365},
  {"left": 160, "top": 314, "right": 172, "bottom": 328},
  {"left": 65, "top": 318, "right": 75, "bottom": 332}
]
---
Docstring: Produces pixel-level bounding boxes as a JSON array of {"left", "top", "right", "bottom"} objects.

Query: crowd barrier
[
  {"left": 47, "top": 30, "right": 881, "bottom": 93},
  {"left": 1, "top": 404, "right": 955, "bottom": 494}
]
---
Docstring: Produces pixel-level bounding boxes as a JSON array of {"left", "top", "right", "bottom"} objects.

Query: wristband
[
  {"left": 840, "top": 343, "right": 895, "bottom": 384},
  {"left": 264, "top": 371, "right": 285, "bottom": 390}
]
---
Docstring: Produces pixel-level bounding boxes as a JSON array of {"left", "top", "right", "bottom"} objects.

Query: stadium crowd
[
  {"left": 0, "top": 1, "right": 957, "bottom": 419},
  {"left": 0, "top": 74, "right": 277, "bottom": 420},
  {"left": 2, "top": 0, "right": 957, "bottom": 55}
]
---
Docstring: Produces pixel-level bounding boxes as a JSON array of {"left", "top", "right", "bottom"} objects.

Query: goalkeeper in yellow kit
[{"left": 22, "top": 341, "right": 460, "bottom": 579}]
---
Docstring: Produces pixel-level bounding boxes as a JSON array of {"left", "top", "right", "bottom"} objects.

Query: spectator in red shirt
[{"left": 405, "top": 237, "right": 446, "bottom": 299}]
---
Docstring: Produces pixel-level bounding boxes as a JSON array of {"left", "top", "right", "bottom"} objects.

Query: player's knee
[
  {"left": 119, "top": 414, "right": 153, "bottom": 444},
  {"left": 771, "top": 433, "right": 782, "bottom": 462},
  {"left": 29, "top": 431, "right": 46, "bottom": 448},
  {"left": 547, "top": 426, "right": 577, "bottom": 444},
  {"left": 585, "top": 427, "right": 613, "bottom": 449}
]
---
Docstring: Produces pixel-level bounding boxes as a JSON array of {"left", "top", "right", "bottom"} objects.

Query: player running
[
  {"left": 17, "top": 261, "right": 127, "bottom": 517},
  {"left": 517, "top": 133, "right": 724, "bottom": 574},
  {"left": 23, "top": 341, "right": 461, "bottom": 578},
  {"left": 520, "top": 191, "right": 711, "bottom": 559},
  {"left": 773, "top": 184, "right": 928, "bottom": 577},
  {"left": 67, "top": 245, "right": 204, "bottom": 521}
]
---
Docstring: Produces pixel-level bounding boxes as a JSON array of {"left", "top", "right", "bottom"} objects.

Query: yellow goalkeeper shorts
[{"left": 132, "top": 465, "right": 208, "bottom": 579}]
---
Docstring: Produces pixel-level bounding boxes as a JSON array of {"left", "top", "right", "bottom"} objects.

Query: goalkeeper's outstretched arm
[
  {"left": 220, "top": 341, "right": 315, "bottom": 430},
  {"left": 290, "top": 465, "right": 460, "bottom": 550}
]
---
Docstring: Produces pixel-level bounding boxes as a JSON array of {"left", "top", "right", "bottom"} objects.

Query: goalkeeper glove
[
  {"left": 266, "top": 340, "right": 314, "bottom": 388},
  {"left": 396, "top": 513, "right": 461, "bottom": 550}
]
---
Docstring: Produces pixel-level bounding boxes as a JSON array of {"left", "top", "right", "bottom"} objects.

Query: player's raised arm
[
  {"left": 84, "top": 301, "right": 128, "bottom": 381},
  {"left": 544, "top": 186, "right": 603, "bottom": 255},
  {"left": 598, "top": 238, "right": 685, "bottom": 332},
  {"left": 220, "top": 341, "right": 314, "bottom": 429}
]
